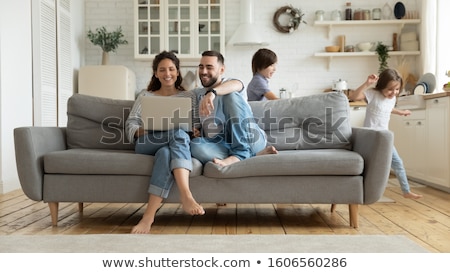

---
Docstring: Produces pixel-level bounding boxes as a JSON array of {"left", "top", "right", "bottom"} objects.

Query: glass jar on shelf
[
  {"left": 345, "top": 2, "right": 352, "bottom": 20},
  {"left": 372, "top": 8, "right": 381, "bottom": 20},
  {"left": 315, "top": 10, "right": 324, "bottom": 21}
]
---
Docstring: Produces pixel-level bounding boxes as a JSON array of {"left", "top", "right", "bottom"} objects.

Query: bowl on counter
[{"left": 325, "top": 45, "right": 340, "bottom": 52}]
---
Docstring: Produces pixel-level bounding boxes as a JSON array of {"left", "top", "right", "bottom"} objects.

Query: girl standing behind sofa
[
  {"left": 349, "top": 68, "right": 422, "bottom": 199},
  {"left": 247, "top": 48, "right": 279, "bottom": 101}
]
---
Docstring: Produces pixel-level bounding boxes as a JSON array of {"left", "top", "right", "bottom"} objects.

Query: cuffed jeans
[
  {"left": 135, "top": 129, "right": 192, "bottom": 198},
  {"left": 391, "top": 146, "right": 410, "bottom": 194},
  {"left": 191, "top": 92, "right": 267, "bottom": 164}
]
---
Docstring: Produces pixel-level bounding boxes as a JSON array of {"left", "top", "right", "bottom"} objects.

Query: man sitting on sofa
[{"left": 190, "top": 50, "right": 277, "bottom": 167}]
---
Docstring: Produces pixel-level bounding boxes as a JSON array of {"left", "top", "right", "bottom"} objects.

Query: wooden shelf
[
  {"left": 314, "top": 19, "right": 421, "bottom": 38},
  {"left": 314, "top": 51, "right": 420, "bottom": 57},
  {"left": 313, "top": 19, "right": 421, "bottom": 26},
  {"left": 315, "top": 51, "right": 420, "bottom": 69}
]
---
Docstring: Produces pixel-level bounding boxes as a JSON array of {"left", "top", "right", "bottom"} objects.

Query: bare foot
[
  {"left": 212, "top": 155, "right": 240, "bottom": 167},
  {"left": 131, "top": 216, "right": 153, "bottom": 234},
  {"left": 403, "top": 192, "right": 423, "bottom": 199},
  {"left": 181, "top": 196, "right": 205, "bottom": 215},
  {"left": 256, "top": 146, "right": 278, "bottom": 156}
]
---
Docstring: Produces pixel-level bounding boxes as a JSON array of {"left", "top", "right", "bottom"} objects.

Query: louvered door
[
  {"left": 32, "top": 0, "right": 73, "bottom": 127},
  {"left": 56, "top": 0, "right": 72, "bottom": 126}
]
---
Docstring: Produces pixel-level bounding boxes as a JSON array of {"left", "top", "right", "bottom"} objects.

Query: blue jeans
[
  {"left": 190, "top": 92, "right": 267, "bottom": 164},
  {"left": 135, "top": 129, "right": 192, "bottom": 198},
  {"left": 391, "top": 146, "right": 410, "bottom": 194}
]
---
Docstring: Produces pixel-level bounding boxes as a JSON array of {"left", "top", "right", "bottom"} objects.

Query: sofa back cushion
[
  {"left": 248, "top": 92, "right": 352, "bottom": 150},
  {"left": 67, "top": 94, "right": 135, "bottom": 150}
]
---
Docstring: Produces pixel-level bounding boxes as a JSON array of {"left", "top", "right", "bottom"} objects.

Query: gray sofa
[{"left": 14, "top": 92, "right": 393, "bottom": 228}]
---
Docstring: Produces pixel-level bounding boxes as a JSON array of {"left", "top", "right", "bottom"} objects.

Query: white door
[{"left": 32, "top": 0, "right": 73, "bottom": 127}]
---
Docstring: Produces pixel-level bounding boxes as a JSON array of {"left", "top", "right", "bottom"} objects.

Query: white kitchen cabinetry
[
  {"left": 134, "top": 0, "right": 224, "bottom": 62},
  {"left": 390, "top": 95, "right": 450, "bottom": 192},
  {"left": 349, "top": 105, "right": 366, "bottom": 127},
  {"left": 425, "top": 97, "right": 449, "bottom": 189},
  {"left": 390, "top": 110, "right": 427, "bottom": 181}
]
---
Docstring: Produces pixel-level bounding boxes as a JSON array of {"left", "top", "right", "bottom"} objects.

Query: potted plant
[
  {"left": 375, "top": 42, "right": 390, "bottom": 74},
  {"left": 87, "top": 26, "right": 128, "bottom": 65}
]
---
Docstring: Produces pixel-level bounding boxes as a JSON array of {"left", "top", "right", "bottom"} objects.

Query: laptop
[{"left": 140, "top": 96, "right": 192, "bottom": 131}]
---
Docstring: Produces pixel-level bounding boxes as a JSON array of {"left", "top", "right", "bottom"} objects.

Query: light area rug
[{"left": 0, "top": 235, "right": 428, "bottom": 253}]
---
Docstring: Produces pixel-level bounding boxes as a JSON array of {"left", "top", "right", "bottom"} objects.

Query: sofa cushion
[
  {"left": 249, "top": 92, "right": 352, "bottom": 150},
  {"left": 203, "top": 149, "right": 363, "bottom": 178},
  {"left": 44, "top": 149, "right": 203, "bottom": 177},
  {"left": 67, "top": 94, "right": 135, "bottom": 150}
]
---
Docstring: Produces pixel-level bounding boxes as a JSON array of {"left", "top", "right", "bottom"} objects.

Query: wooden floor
[{"left": 1, "top": 182, "right": 449, "bottom": 253}]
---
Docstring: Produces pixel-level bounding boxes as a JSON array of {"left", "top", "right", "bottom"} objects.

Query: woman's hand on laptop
[
  {"left": 135, "top": 127, "right": 146, "bottom": 138},
  {"left": 192, "top": 128, "right": 201, "bottom": 138}
]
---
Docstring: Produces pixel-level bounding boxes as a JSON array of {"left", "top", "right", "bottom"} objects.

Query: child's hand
[
  {"left": 402, "top": 110, "right": 411, "bottom": 116},
  {"left": 367, "top": 74, "right": 379, "bottom": 85}
]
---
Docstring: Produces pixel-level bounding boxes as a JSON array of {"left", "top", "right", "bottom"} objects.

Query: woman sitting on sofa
[{"left": 125, "top": 51, "right": 205, "bottom": 234}]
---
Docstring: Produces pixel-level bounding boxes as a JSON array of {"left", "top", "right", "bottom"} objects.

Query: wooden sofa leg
[
  {"left": 78, "top": 202, "right": 84, "bottom": 213},
  {"left": 48, "top": 202, "right": 59, "bottom": 226},
  {"left": 348, "top": 204, "right": 359, "bottom": 228},
  {"left": 330, "top": 204, "right": 336, "bottom": 212}
]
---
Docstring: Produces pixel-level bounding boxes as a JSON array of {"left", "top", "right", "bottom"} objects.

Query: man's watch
[{"left": 205, "top": 89, "right": 217, "bottom": 97}]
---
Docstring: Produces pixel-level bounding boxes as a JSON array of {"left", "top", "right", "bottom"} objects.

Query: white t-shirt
[{"left": 363, "top": 88, "right": 396, "bottom": 130}]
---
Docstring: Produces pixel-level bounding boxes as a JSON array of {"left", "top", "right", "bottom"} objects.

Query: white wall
[
  {"left": 437, "top": 0, "right": 450, "bottom": 89},
  {"left": 0, "top": 0, "right": 33, "bottom": 193},
  {"left": 84, "top": 0, "right": 421, "bottom": 96},
  {"left": 0, "top": 0, "right": 85, "bottom": 193}
]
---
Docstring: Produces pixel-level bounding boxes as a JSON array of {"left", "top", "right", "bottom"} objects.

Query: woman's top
[
  {"left": 125, "top": 90, "right": 199, "bottom": 144},
  {"left": 247, "top": 72, "right": 270, "bottom": 101},
  {"left": 363, "top": 88, "right": 396, "bottom": 130}
]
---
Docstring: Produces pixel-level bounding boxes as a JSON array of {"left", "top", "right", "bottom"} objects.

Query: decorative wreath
[{"left": 273, "top": 5, "right": 306, "bottom": 34}]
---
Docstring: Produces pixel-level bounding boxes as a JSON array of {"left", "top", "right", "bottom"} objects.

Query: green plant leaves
[
  {"left": 375, "top": 42, "right": 390, "bottom": 74},
  {"left": 87, "top": 26, "right": 128, "bottom": 53}
]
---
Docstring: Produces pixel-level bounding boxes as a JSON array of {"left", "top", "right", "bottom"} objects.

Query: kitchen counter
[
  {"left": 349, "top": 100, "right": 367, "bottom": 107},
  {"left": 322, "top": 89, "right": 367, "bottom": 107},
  {"left": 422, "top": 91, "right": 450, "bottom": 100}
]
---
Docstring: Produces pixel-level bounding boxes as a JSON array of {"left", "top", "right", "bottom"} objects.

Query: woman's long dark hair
[{"left": 147, "top": 51, "right": 185, "bottom": 91}]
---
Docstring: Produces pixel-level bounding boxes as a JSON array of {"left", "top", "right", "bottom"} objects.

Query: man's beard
[{"left": 200, "top": 75, "right": 218, "bottom": 88}]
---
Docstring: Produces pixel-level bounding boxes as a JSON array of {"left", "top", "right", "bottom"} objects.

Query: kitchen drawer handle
[
  {"left": 417, "top": 121, "right": 422, "bottom": 125},
  {"left": 434, "top": 99, "right": 439, "bottom": 104},
  {"left": 353, "top": 106, "right": 361, "bottom": 110}
]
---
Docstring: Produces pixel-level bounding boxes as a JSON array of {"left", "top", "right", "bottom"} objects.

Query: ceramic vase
[
  {"left": 382, "top": 3, "right": 392, "bottom": 20},
  {"left": 101, "top": 51, "right": 109, "bottom": 65}
]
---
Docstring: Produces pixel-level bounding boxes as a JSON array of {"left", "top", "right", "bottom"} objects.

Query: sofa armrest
[
  {"left": 14, "top": 127, "right": 67, "bottom": 201},
  {"left": 351, "top": 127, "right": 393, "bottom": 204}
]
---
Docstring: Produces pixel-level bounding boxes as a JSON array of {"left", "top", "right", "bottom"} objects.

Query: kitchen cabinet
[
  {"left": 313, "top": 19, "right": 421, "bottom": 69},
  {"left": 390, "top": 110, "right": 427, "bottom": 180},
  {"left": 425, "top": 97, "right": 449, "bottom": 189},
  {"left": 134, "top": 0, "right": 224, "bottom": 62},
  {"left": 349, "top": 105, "right": 366, "bottom": 127},
  {"left": 390, "top": 94, "right": 450, "bottom": 192}
]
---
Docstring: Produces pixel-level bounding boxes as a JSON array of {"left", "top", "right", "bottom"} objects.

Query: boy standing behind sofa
[{"left": 247, "top": 48, "right": 279, "bottom": 101}]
